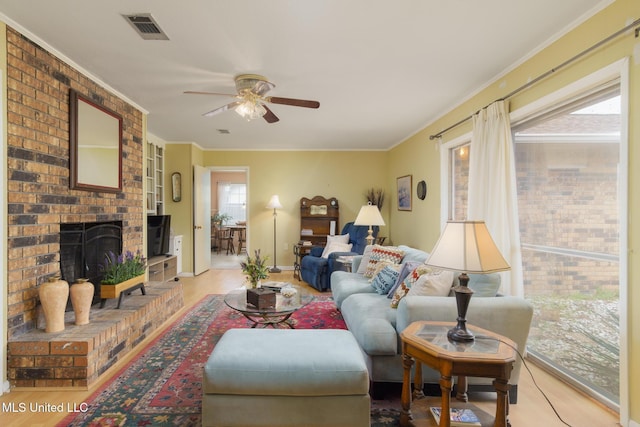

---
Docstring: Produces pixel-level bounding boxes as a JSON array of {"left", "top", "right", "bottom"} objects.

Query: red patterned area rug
[{"left": 58, "top": 294, "right": 401, "bottom": 426}]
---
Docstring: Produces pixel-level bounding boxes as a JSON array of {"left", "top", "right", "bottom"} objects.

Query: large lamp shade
[
  {"left": 426, "top": 221, "right": 510, "bottom": 274},
  {"left": 426, "top": 220, "right": 510, "bottom": 341}
]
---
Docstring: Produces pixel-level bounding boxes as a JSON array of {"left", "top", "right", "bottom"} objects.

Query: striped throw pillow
[{"left": 363, "top": 245, "right": 405, "bottom": 278}]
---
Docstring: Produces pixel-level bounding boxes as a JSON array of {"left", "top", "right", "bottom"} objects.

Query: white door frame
[{"left": 208, "top": 166, "right": 250, "bottom": 263}]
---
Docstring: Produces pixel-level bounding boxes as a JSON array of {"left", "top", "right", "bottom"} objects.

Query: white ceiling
[{"left": 0, "top": 0, "right": 606, "bottom": 150}]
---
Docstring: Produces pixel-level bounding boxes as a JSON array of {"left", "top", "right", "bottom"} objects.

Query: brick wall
[
  {"left": 6, "top": 27, "right": 144, "bottom": 339},
  {"left": 516, "top": 142, "right": 619, "bottom": 295}
]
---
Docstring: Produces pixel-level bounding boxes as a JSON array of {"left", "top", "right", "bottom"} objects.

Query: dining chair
[
  {"left": 224, "top": 228, "right": 235, "bottom": 255},
  {"left": 236, "top": 227, "right": 246, "bottom": 254},
  {"left": 216, "top": 228, "right": 232, "bottom": 255}
]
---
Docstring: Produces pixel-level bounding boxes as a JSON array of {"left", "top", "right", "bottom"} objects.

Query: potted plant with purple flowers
[
  {"left": 100, "top": 250, "right": 147, "bottom": 308},
  {"left": 102, "top": 250, "right": 146, "bottom": 285}
]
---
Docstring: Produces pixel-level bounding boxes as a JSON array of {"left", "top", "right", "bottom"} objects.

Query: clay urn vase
[
  {"left": 70, "top": 278, "right": 94, "bottom": 326},
  {"left": 39, "top": 276, "right": 69, "bottom": 333}
]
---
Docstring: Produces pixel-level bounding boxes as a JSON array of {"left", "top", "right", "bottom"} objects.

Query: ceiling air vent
[{"left": 123, "top": 14, "right": 169, "bottom": 40}]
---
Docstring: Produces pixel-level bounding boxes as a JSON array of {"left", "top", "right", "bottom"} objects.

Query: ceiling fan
[{"left": 184, "top": 74, "right": 320, "bottom": 123}]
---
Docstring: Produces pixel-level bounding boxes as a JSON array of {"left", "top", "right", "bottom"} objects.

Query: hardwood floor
[{"left": 0, "top": 268, "right": 619, "bottom": 426}]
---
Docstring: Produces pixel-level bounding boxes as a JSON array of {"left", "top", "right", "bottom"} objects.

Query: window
[
  {"left": 513, "top": 88, "right": 621, "bottom": 405},
  {"left": 445, "top": 84, "right": 623, "bottom": 408},
  {"left": 217, "top": 182, "right": 246, "bottom": 223},
  {"left": 450, "top": 143, "right": 470, "bottom": 220}
]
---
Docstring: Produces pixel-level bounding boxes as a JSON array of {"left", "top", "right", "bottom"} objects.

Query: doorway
[{"left": 209, "top": 167, "right": 249, "bottom": 270}]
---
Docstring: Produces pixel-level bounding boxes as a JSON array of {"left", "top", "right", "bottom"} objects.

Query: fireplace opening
[{"left": 60, "top": 221, "right": 123, "bottom": 303}]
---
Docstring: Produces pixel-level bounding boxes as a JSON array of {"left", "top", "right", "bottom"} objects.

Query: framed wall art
[
  {"left": 171, "top": 172, "right": 182, "bottom": 202},
  {"left": 417, "top": 180, "right": 427, "bottom": 200},
  {"left": 397, "top": 175, "right": 412, "bottom": 211}
]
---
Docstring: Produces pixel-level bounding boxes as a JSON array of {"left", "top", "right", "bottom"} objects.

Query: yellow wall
[
  {"left": 386, "top": 135, "right": 443, "bottom": 249},
  {"left": 165, "top": 150, "right": 389, "bottom": 272},
  {"left": 386, "top": 0, "right": 639, "bottom": 422},
  {"left": 161, "top": 143, "right": 202, "bottom": 274}
]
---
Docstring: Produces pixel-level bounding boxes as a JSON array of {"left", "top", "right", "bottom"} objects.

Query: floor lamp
[
  {"left": 266, "top": 195, "right": 283, "bottom": 273},
  {"left": 425, "top": 220, "right": 510, "bottom": 342}
]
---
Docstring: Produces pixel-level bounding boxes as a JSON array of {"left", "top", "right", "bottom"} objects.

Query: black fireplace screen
[{"left": 60, "top": 221, "right": 123, "bottom": 300}]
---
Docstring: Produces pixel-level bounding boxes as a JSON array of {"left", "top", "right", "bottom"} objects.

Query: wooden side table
[
  {"left": 293, "top": 244, "right": 313, "bottom": 280},
  {"left": 335, "top": 255, "right": 356, "bottom": 272},
  {"left": 400, "top": 321, "right": 516, "bottom": 427}
]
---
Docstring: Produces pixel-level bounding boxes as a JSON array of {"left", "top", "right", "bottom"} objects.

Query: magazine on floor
[{"left": 429, "top": 407, "right": 481, "bottom": 426}]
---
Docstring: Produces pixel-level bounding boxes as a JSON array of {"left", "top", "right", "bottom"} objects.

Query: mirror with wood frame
[{"left": 69, "top": 89, "right": 123, "bottom": 192}]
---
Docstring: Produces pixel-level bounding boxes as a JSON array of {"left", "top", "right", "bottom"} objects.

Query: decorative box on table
[{"left": 246, "top": 288, "right": 276, "bottom": 309}]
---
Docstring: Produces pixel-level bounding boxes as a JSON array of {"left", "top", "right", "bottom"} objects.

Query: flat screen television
[{"left": 147, "top": 215, "right": 171, "bottom": 257}]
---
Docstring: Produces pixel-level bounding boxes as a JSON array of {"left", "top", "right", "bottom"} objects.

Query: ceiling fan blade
[
  {"left": 203, "top": 101, "right": 241, "bottom": 117},
  {"left": 184, "top": 90, "right": 239, "bottom": 98},
  {"left": 262, "top": 104, "right": 280, "bottom": 123},
  {"left": 266, "top": 96, "right": 320, "bottom": 109}
]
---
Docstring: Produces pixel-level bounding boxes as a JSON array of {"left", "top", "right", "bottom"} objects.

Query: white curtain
[
  {"left": 218, "top": 182, "right": 247, "bottom": 223},
  {"left": 467, "top": 101, "right": 523, "bottom": 296}
]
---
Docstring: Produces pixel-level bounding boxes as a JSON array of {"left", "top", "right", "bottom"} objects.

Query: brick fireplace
[
  {"left": 5, "top": 27, "right": 145, "bottom": 339},
  {"left": 60, "top": 221, "right": 123, "bottom": 303},
  {"left": 3, "top": 27, "right": 184, "bottom": 389}
]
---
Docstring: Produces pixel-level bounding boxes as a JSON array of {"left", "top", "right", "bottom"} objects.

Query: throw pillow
[
  {"left": 390, "top": 264, "right": 432, "bottom": 308},
  {"left": 356, "top": 245, "right": 374, "bottom": 274},
  {"left": 370, "top": 265, "right": 401, "bottom": 295},
  {"left": 466, "top": 273, "right": 502, "bottom": 297},
  {"left": 320, "top": 242, "right": 353, "bottom": 259},
  {"left": 321, "top": 234, "right": 350, "bottom": 258},
  {"left": 407, "top": 269, "right": 454, "bottom": 297},
  {"left": 363, "top": 245, "right": 405, "bottom": 278},
  {"left": 368, "top": 259, "right": 397, "bottom": 282},
  {"left": 386, "top": 261, "right": 422, "bottom": 299}
]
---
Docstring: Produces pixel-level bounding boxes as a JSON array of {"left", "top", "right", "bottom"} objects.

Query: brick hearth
[{"left": 7, "top": 281, "right": 184, "bottom": 389}]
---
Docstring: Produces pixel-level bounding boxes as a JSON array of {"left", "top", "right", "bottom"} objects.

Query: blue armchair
[{"left": 300, "top": 222, "right": 378, "bottom": 291}]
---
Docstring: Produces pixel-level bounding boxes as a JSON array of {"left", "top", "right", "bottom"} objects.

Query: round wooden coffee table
[{"left": 224, "top": 283, "right": 314, "bottom": 328}]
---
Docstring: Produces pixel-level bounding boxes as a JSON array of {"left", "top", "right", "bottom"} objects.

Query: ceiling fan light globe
[
  {"left": 235, "top": 102, "right": 250, "bottom": 117},
  {"left": 235, "top": 100, "right": 266, "bottom": 121}
]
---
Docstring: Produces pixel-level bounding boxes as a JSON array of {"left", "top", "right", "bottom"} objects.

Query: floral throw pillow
[
  {"left": 363, "top": 245, "right": 405, "bottom": 278},
  {"left": 386, "top": 261, "right": 422, "bottom": 299},
  {"left": 390, "top": 264, "right": 433, "bottom": 308},
  {"left": 370, "top": 265, "right": 402, "bottom": 295}
]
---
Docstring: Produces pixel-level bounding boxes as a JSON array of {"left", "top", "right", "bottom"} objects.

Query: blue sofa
[
  {"left": 300, "top": 222, "right": 378, "bottom": 291},
  {"left": 331, "top": 245, "right": 533, "bottom": 403}
]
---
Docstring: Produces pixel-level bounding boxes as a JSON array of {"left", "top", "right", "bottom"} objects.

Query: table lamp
[
  {"left": 266, "top": 195, "right": 283, "bottom": 273},
  {"left": 354, "top": 203, "right": 385, "bottom": 246},
  {"left": 425, "top": 220, "right": 510, "bottom": 342}
]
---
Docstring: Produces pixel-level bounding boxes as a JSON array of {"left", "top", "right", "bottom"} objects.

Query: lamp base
[
  {"left": 448, "top": 273, "right": 475, "bottom": 342},
  {"left": 269, "top": 266, "right": 281, "bottom": 273},
  {"left": 447, "top": 324, "right": 475, "bottom": 342},
  {"left": 365, "top": 227, "right": 374, "bottom": 246}
]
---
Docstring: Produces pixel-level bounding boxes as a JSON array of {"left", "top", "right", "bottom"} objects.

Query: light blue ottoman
[{"left": 202, "top": 328, "right": 370, "bottom": 427}]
